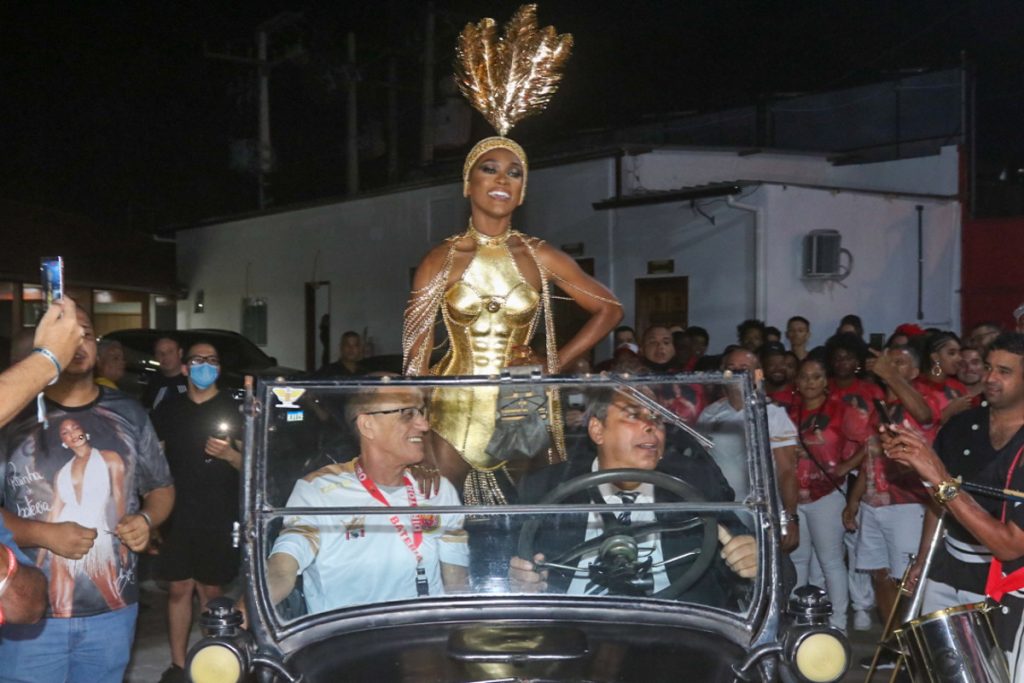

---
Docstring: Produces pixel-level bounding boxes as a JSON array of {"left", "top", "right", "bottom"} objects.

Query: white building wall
[
  {"left": 176, "top": 146, "right": 960, "bottom": 368},
  {"left": 756, "top": 184, "right": 960, "bottom": 343}
]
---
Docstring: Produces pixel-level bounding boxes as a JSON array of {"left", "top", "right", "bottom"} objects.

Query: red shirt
[
  {"left": 658, "top": 383, "right": 705, "bottom": 426},
  {"left": 767, "top": 385, "right": 797, "bottom": 410},
  {"left": 788, "top": 393, "right": 871, "bottom": 504},
  {"left": 912, "top": 376, "right": 967, "bottom": 428},
  {"left": 862, "top": 400, "right": 930, "bottom": 507}
]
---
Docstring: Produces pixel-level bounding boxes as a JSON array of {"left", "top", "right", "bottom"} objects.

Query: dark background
[{"left": 3, "top": 1, "right": 1023, "bottom": 233}]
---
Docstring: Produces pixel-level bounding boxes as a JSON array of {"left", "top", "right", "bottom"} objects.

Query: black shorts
[{"left": 158, "top": 523, "right": 239, "bottom": 585}]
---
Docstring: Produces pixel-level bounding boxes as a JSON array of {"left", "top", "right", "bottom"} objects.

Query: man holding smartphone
[
  {"left": 0, "top": 299, "right": 84, "bottom": 628},
  {"left": 0, "top": 304, "right": 175, "bottom": 683},
  {"left": 150, "top": 341, "right": 241, "bottom": 683}
]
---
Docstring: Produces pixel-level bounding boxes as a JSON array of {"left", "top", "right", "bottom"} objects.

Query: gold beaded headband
[
  {"left": 462, "top": 136, "right": 528, "bottom": 203},
  {"left": 455, "top": 5, "right": 571, "bottom": 205}
]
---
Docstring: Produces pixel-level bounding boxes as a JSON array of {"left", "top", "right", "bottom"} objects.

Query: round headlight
[
  {"left": 189, "top": 642, "right": 243, "bottom": 683},
  {"left": 793, "top": 631, "right": 847, "bottom": 683}
]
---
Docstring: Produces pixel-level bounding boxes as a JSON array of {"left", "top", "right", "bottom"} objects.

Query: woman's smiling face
[{"left": 467, "top": 147, "right": 525, "bottom": 218}]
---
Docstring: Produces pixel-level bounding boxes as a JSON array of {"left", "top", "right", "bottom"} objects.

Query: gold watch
[{"left": 932, "top": 477, "right": 962, "bottom": 506}]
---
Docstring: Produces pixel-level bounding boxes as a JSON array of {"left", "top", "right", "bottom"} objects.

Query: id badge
[{"left": 415, "top": 565, "right": 429, "bottom": 597}]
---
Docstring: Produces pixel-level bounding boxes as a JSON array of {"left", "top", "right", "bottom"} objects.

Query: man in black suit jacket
[{"left": 510, "top": 387, "right": 757, "bottom": 607}]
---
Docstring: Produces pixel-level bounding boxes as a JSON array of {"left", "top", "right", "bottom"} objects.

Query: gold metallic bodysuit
[{"left": 430, "top": 240, "right": 540, "bottom": 467}]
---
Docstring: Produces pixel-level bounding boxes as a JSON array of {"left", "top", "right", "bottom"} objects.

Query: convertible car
[{"left": 185, "top": 371, "right": 850, "bottom": 683}]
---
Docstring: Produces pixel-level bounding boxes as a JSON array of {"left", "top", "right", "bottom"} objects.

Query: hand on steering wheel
[{"left": 516, "top": 468, "right": 720, "bottom": 599}]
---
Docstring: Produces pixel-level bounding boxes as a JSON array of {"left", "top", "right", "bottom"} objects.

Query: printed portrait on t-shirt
[{"left": 3, "top": 405, "right": 139, "bottom": 617}]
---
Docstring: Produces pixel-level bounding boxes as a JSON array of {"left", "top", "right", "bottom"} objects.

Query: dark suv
[{"left": 101, "top": 328, "right": 301, "bottom": 397}]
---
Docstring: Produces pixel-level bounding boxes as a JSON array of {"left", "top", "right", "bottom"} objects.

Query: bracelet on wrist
[
  {"left": 31, "top": 347, "right": 62, "bottom": 385},
  {"left": 138, "top": 511, "right": 154, "bottom": 529}
]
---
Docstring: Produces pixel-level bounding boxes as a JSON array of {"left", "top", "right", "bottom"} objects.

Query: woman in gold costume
[
  {"left": 403, "top": 136, "right": 621, "bottom": 501},
  {"left": 403, "top": 6, "right": 622, "bottom": 504}
]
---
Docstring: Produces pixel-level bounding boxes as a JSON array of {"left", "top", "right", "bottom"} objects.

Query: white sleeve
[
  {"left": 271, "top": 479, "right": 321, "bottom": 573},
  {"left": 436, "top": 479, "right": 469, "bottom": 568},
  {"left": 767, "top": 405, "right": 798, "bottom": 449}
]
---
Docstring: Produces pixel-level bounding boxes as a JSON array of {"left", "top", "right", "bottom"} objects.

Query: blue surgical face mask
[{"left": 189, "top": 363, "right": 219, "bottom": 390}]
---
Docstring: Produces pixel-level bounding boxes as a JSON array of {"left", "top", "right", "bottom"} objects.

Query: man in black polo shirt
[
  {"left": 151, "top": 341, "right": 241, "bottom": 683},
  {"left": 142, "top": 336, "right": 188, "bottom": 411},
  {"left": 888, "top": 332, "right": 1024, "bottom": 677}
]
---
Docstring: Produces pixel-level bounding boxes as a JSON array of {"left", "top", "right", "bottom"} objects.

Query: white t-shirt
[
  {"left": 272, "top": 460, "right": 469, "bottom": 613},
  {"left": 567, "top": 460, "right": 669, "bottom": 595},
  {"left": 696, "top": 398, "right": 798, "bottom": 500}
]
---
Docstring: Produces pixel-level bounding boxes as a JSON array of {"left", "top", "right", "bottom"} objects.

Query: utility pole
[
  {"left": 345, "top": 32, "right": 359, "bottom": 196},
  {"left": 420, "top": 1, "right": 435, "bottom": 165},
  {"left": 206, "top": 12, "right": 304, "bottom": 210}
]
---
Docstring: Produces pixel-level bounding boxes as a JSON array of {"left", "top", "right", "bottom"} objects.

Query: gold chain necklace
[{"left": 467, "top": 219, "right": 512, "bottom": 247}]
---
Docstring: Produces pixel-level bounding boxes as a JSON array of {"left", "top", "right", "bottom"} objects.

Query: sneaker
[
  {"left": 859, "top": 653, "right": 898, "bottom": 670},
  {"left": 853, "top": 608, "right": 872, "bottom": 631},
  {"left": 159, "top": 664, "right": 187, "bottom": 683}
]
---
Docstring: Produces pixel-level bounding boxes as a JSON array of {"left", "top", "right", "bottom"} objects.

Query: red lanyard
[
  {"left": 985, "top": 444, "right": 1024, "bottom": 602},
  {"left": 354, "top": 460, "right": 423, "bottom": 565}
]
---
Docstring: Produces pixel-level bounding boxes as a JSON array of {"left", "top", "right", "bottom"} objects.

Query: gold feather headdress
[{"left": 456, "top": 4, "right": 573, "bottom": 200}]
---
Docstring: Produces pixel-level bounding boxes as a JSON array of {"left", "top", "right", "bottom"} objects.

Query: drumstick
[{"left": 960, "top": 480, "right": 1024, "bottom": 504}]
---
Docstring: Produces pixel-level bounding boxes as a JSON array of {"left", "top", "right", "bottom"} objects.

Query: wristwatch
[{"left": 932, "top": 477, "right": 962, "bottom": 506}]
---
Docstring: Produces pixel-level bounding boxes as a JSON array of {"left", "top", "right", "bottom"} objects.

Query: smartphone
[
  {"left": 868, "top": 332, "right": 885, "bottom": 352},
  {"left": 40, "top": 256, "right": 64, "bottom": 307},
  {"left": 873, "top": 399, "right": 894, "bottom": 427}
]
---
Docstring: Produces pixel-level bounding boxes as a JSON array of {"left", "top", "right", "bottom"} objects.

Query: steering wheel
[{"left": 517, "top": 468, "right": 719, "bottom": 599}]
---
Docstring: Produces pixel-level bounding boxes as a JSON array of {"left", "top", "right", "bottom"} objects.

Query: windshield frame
[{"left": 240, "top": 372, "right": 788, "bottom": 657}]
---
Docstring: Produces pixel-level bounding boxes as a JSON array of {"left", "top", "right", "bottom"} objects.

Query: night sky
[{"left": 3, "top": 1, "right": 1023, "bottom": 232}]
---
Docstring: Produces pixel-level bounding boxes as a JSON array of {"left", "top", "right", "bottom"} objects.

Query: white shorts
[{"left": 855, "top": 503, "right": 925, "bottom": 579}]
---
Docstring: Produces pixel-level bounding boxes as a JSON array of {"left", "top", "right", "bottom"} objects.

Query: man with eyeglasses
[
  {"left": 150, "top": 342, "right": 242, "bottom": 683},
  {"left": 509, "top": 387, "right": 757, "bottom": 605},
  {"left": 265, "top": 383, "right": 469, "bottom": 615}
]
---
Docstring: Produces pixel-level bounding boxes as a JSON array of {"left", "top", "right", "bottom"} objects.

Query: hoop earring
[
  {"left": 931, "top": 359, "right": 942, "bottom": 377},
  {"left": 61, "top": 442, "right": 68, "bottom": 449}
]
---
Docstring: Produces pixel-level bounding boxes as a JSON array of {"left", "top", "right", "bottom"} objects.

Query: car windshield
[{"left": 250, "top": 374, "right": 777, "bottom": 631}]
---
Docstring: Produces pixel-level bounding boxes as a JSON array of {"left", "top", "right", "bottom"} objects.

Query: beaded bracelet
[{"left": 32, "top": 347, "right": 62, "bottom": 385}]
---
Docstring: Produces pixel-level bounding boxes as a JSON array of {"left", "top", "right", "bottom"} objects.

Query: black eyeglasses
[
  {"left": 186, "top": 355, "right": 220, "bottom": 366},
  {"left": 361, "top": 406, "right": 428, "bottom": 423}
]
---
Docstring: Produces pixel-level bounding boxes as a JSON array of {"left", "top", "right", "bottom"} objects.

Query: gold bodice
[
  {"left": 430, "top": 242, "right": 540, "bottom": 468},
  {"left": 436, "top": 243, "right": 539, "bottom": 376}
]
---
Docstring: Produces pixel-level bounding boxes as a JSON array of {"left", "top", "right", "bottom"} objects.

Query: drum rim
[{"left": 893, "top": 600, "right": 992, "bottom": 635}]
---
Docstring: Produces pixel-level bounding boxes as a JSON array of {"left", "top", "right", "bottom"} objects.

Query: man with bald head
[
  {"left": 266, "top": 384, "right": 469, "bottom": 614},
  {"left": 697, "top": 348, "right": 800, "bottom": 551}
]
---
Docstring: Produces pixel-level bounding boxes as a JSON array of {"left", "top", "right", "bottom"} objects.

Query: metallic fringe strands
[{"left": 454, "top": 4, "right": 573, "bottom": 138}]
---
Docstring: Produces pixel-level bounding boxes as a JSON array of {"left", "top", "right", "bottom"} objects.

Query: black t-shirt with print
[{"left": 0, "top": 387, "right": 173, "bottom": 618}]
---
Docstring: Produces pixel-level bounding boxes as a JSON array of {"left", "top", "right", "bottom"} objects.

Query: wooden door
[{"left": 634, "top": 277, "right": 689, "bottom": 335}]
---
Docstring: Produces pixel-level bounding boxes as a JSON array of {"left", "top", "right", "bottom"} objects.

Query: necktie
[{"left": 616, "top": 490, "right": 639, "bottom": 525}]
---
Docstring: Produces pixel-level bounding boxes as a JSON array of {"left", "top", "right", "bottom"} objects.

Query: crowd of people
[
  {"left": 6, "top": 295, "right": 1024, "bottom": 680},
  {"left": 586, "top": 311, "right": 1024, "bottom": 674}
]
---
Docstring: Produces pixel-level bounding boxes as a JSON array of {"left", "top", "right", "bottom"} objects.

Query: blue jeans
[{"left": 0, "top": 603, "right": 138, "bottom": 683}]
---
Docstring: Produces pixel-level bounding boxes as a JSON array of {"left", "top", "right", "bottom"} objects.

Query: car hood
[{"left": 282, "top": 620, "right": 747, "bottom": 683}]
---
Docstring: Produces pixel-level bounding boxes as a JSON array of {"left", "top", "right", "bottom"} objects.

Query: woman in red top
[
  {"left": 913, "top": 331, "right": 969, "bottom": 425},
  {"left": 788, "top": 357, "right": 871, "bottom": 631},
  {"left": 826, "top": 332, "right": 884, "bottom": 410}
]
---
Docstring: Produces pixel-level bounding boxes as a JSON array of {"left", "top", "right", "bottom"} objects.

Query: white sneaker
[{"left": 853, "top": 609, "right": 872, "bottom": 631}]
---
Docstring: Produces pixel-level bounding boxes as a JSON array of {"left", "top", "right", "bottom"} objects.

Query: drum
[{"left": 891, "top": 602, "right": 1010, "bottom": 683}]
